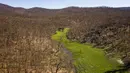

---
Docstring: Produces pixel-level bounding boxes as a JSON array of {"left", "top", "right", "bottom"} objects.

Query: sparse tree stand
[{"left": 0, "top": 24, "right": 73, "bottom": 73}]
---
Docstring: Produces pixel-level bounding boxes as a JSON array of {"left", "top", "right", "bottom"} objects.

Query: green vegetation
[{"left": 52, "top": 28, "right": 121, "bottom": 73}]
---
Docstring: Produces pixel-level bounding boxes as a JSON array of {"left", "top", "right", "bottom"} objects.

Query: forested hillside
[{"left": 0, "top": 3, "right": 130, "bottom": 73}]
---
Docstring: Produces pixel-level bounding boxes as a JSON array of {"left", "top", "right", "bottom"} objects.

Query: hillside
[{"left": 0, "top": 3, "right": 130, "bottom": 73}]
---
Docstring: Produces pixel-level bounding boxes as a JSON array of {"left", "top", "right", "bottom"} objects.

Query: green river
[{"left": 52, "top": 28, "right": 125, "bottom": 73}]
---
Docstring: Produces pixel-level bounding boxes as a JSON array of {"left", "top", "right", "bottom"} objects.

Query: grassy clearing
[{"left": 52, "top": 28, "right": 121, "bottom": 73}]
